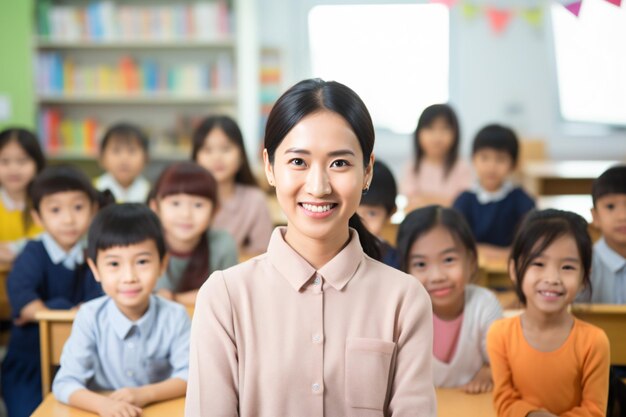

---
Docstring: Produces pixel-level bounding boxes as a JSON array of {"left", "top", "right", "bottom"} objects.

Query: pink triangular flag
[
  {"left": 429, "top": 0, "right": 458, "bottom": 8},
  {"left": 604, "top": 0, "right": 622, "bottom": 6},
  {"left": 486, "top": 7, "right": 512, "bottom": 34},
  {"left": 562, "top": 1, "right": 583, "bottom": 16}
]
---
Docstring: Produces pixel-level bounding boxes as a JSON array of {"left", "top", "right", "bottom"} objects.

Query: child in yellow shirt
[{"left": 0, "top": 128, "right": 45, "bottom": 263}]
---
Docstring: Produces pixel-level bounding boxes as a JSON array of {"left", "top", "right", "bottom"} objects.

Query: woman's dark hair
[
  {"left": 191, "top": 115, "right": 258, "bottom": 187},
  {"left": 88, "top": 203, "right": 166, "bottom": 263},
  {"left": 510, "top": 209, "right": 592, "bottom": 305},
  {"left": 29, "top": 165, "right": 106, "bottom": 213},
  {"left": 100, "top": 122, "right": 149, "bottom": 154},
  {"left": 396, "top": 205, "right": 478, "bottom": 276},
  {"left": 0, "top": 127, "right": 47, "bottom": 229},
  {"left": 413, "top": 104, "right": 460, "bottom": 178},
  {"left": 264, "top": 78, "right": 380, "bottom": 260},
  {"left": 360, "top": 160, "right": 397, "bottom": 216},
  {"left": 150, "top": 162, "right": 218, "bottom": 292}
]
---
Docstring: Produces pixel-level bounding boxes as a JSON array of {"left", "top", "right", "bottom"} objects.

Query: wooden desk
[
  {"left": 436, "top": 388, "right": 495, "bottom": 417},
  {"left": 32, "top": 394, "right": 184, "bottom": 417},
  {"left": 523, "top": 160, "right": 620, "bottom": 196},
  {"left": 478, "top": 255, "right": 510, "bottom": 290},
  {"left": 571, "top": 303, "right": 626, "bottom": 365},
  {"left": 0, "top": 262, "right": 11, "bottom": 319}
]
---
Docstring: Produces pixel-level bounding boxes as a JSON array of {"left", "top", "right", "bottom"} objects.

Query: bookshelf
[{"left": 33, "top": 0, "right": 249, "bottom": 163}]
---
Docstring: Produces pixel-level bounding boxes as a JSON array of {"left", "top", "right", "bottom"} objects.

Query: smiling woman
[{"left": 185, "top": 78, "right": 436, "bottom": 417}]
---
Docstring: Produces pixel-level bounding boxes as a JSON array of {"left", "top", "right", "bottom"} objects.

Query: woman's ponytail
[{"left": 349, "top": 213, "right": 381, "bottom": 261}]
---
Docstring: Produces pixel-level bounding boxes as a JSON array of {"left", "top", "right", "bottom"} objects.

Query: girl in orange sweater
[{"left": 487, "top": 209, "right": 610, "bottom": 417}]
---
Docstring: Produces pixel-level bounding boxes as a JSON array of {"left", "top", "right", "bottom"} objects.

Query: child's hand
[
  {"left": 0, "top": 244, "right": 16, "bottom": 264},
  {"left": 156, "top": 288, "right": 174, "bottom": 301},
  {"left": 109, "top": 387, "right": 149, "bottom": 407},
  {"left": 98, "top": 397, "right": 143, "bottom": 417},
  {"left": 461, "top": 366, "right": 493, "bottom": 394}
]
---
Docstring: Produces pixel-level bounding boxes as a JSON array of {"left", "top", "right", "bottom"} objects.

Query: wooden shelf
[
  {"left": 36, "top": 38, "right": 236, "bottom": 50},
  {"left": 37, "top": 92, "right": 237, "bottom": 105},
  {"left": 48, "top": 152, "right": 188, "bottom": 161}
]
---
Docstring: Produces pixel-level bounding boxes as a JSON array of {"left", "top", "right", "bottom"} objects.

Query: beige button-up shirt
[{"left": 186, "top": 228, "right": 436, "bottom": 417}]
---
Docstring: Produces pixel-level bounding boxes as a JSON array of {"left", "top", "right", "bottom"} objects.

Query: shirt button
[
  {"left": 128, "top": 342, "right": 134, "bottom": 349},
  {"left": 312, "top": 334, "right": 321, "bottom": 344},
  {"left": 126, "top": 370, "right": 134, "bottom": 377},
  {"left": 312, "top": 383, "right": 320, "bottom": 392},
  {"left": 313, "top": 277, "right": 321, "bottom": 286}
]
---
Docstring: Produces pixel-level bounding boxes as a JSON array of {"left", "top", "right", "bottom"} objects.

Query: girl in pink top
[
  {"left": 397, "top": 205, "right": 502, "bottom": 393},
  {"left": 186, "top": 79, "right": 436, "bottom": 417},
  {"left": 192, "top": 115, "right": 273, "bottom": 256},
  {"left": 400, "top": 104, "right": 472, "bottom": 209}
]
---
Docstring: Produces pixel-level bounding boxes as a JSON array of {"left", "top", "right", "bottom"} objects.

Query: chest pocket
[
  {"left": 345, "top": 338, "right": 396, "bottom": 412},
  {"left": 144, "top": 357, "right": 172, "bottom": 383}
]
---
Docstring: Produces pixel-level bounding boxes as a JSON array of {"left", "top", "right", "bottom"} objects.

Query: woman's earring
[{"left": 362, "top": 185, "right": 369, "bottom": 195}]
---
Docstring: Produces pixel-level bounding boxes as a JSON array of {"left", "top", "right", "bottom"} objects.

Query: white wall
[{"left": 256, "top": 0, "right": 626, "bottom": 177}]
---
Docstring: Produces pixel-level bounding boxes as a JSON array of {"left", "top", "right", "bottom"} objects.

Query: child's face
[
  {"left": 357, "top": 204, "right": 389, "bottom": 237},
  {"left": 419, "top": 117, "right": 455, "bottom": 161},
  {"left": 100, "top": 137, "right": 146, "bottom": 188},
  {"left": 263, "top": 111, "right": 373, "bottom": 245},
  {"left": 0, "top": 140, "right": 38, "bottom": 195},
  {"left": 32, "top": 191, "right": 96, "bottom": 252},
  {"left": 88, "top": 239, "right": 165, "bottom": 321},
  {"left": 196, "top": 128, "right": 242, "bottom": 184},
  {"left": 592, "top": 194, "right": 626, "bottom": 250},
  {"left": 472, "top": 148, "right": 514, "bottom": 192},
  {"left": 407, "top": 225, "right": 474, "bottom": 318},
  {"left": 519, "top": 234, "right": 583, "bottom": 316},
  {"left": 152, "top": 194, "right": 213, "bottom": 246}
]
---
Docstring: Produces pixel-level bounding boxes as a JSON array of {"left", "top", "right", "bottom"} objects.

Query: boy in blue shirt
[
  {"left": 578, "top": 165, "right": 626, "bottom": 303},
  {"left": 52, "top": 203, "right": 190, "bottom": 417},
  {"left": 1, "top": 166, "right": 104, "bottom": 417},
  {"left": 356, "top": 160, "right": 401, "bottom": 269},
  {"left": 453, "top": 124, "right": 535, "bottom": 260}
]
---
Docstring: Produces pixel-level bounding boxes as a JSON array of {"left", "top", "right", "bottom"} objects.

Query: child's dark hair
[
  {"left": 360, "top": 160, "right": 397, "bottom": 216},
  {"left": 88, "top": 203, "right": 166, "bottom": 263},
  {"left": 413, "top": 104, "right": 460, "bottom": 178},
  {"left": 592, "top": 165, "right": 626, "bottom": 207},
  {"left": 29, "top": 165, "right": 108, "bottom": 212},
  {"left": 100, "top": 122, "right": 149, "bottom": 154},
  {"left": 396, "top": 205, "right": 478, "bottom": 275},
  {"left": 472, "top": 124, "right": 519, "bottom": 167},
  {"left": 150, "top": 162, "right": 218, "bottom": 292},
  {"left": 191, "top": 115, "right": 258, "bottom": 187},
  {"left": 0, "top": 127, "right": 46, "bottom": 173},
  {"left": 510, "top": 209, "right": 592, "bottom": 305}
]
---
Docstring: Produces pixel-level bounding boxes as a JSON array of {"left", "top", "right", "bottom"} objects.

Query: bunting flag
[
  {"left": 486, "top": 7, "right": 513, "bottom": 34},
  {"left": 604, "top": 0, "right": 622, "bottom": 6},
  {"left": 461, "top": 2, "right": 481, "bottom": 19},
  {"left": 559, "top": 0, "right": 583, "bottom": 16},
  {"left": 521, "top": 7, "right": 543, "bottom": 26},
  {"left": 429, "top": 0, "right": 459, "bottom": 8}
]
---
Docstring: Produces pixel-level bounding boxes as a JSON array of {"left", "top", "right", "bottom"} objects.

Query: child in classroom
[
  {"left": 149, "top": 162, "right": 238, "bottom": 305},
  {"left": 52, "top": 203, "right": 190, "bottom": 417},
  {"left": 577, "top": 165, "right": 626, "bottom": 303},
  {"left": 399, "top": 104, "right": 473, "bottom": 209},
  {"left": 453, "top": 124, "right": 535, "bottom": 260},
  {"left": 396, "top": 205, "right": 502, "bottom": 394},
  {"left": 356, "top": 160, "right": 401, "bottom": 268},
  {"left": 192, "top": 115, "right": 273, "bottom": 255},
  {"left": 487, "top": 209, "right": 610, "bottom": 417},
  {"left": 94, "top": 122, "right": 151, "bottom": 203},
  {"left": 1, "top": 165, "right": 106, "bottom": 417},
  {"left": 0, "top": 128, "right": 46, "bottom": 263}
]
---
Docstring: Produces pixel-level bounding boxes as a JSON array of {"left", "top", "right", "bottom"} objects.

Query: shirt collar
[
  {"left": 0, "top": 188, "right": 24, "bottom": 211},
  {"left": 41, "top": 233, "right": 84, "bottom": 270},
  {"left": 107, "top": 295, "right": 158, "bottom": 340},
  {"left": 472, "top": 180, "right": 514, "bottom": 204},
  {"left": 266, "top": 227, "right": 365, "bottom": 292},
  {"left": 98, "top": 173, "right": 148, "bottom": 201},
  {"left": 595, "top": 238, "right": 626, "bottom": 274}
]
